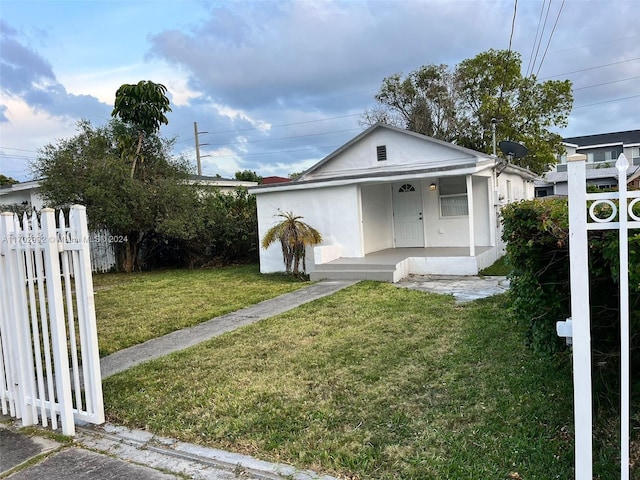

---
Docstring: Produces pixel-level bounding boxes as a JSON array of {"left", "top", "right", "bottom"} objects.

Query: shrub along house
[{"left": 250, "top": 123, "right": 536, "bottom": 282}]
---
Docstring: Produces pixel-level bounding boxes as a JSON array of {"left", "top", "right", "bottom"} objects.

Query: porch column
[
  {"left": 466, "top": 175, "right": 475, "bottom": 256},
  {"left": 488, "top": 176, "right": 497, "bottom": 247}
]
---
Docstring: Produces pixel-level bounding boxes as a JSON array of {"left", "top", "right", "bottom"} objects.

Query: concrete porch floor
[{"left": 310, "top": 247, "right": 495, "bottom": 282}]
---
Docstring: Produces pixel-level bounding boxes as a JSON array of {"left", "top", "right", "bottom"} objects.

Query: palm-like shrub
[{"left": 261, "top": 211, "right": 322, "bottom": 275}]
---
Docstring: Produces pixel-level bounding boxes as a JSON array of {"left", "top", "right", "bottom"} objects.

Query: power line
[
  {"left": 534, "top": 0, "right": 565, "bottom": 78},
  {"left": 202, "top": 113, "right": 360, "bottom": 137},
  {"left": 174, "top": 112, "right": 362, "bottom": 145},
  {"left": 573, "top": 76, "right": 640, "bottom": 91},
  {"left": 203, "top": 128, "right": 361, "bottom": 148},
  {"left": 529, "top": 0, "right": 552, "bottom": 78},
  {"left": 200, "top": 145, "right": 342, "bottom": 159},
  {"left": 526, "top": 0, "right": 548, "bottom": 77},
  {"left": 494, "top": 0, "right": 519, "bottom": 122},
  {"left": 0, "top": 147, "right": 39, "bottom": 154},
  {"left": 547, "top": 33, "right": 640, "bottom": 56},
  {"left": 540, "top": 57, "right": 640, "bottom": 80},
  {"left": 573, "top": 94, "right": 640, "bottom": 109}
]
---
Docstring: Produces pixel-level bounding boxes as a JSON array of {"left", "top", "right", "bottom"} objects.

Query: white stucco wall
[
  {"left": 305, "top": 128, "right": 477, "bottom": 180},
  {"left": 496, "top": 169, "right": 534, "bottom": 203},
  {"left": 0, "top": 181, "right": 46, "bottom": 211},
  {"left": 361, "top": 183, "right": 393, "bottom": 254},
  {"left": 493, "top": 169, "right": 535, "bottom": 254},
  {"left": 472, "top": 176, "right": 491, "bottom": 246},
  {"left": 422, "top": 177, "right": 469, "bottom": 247},
  {"left": 256, "top": 184, "right": 361, "bottom": 273}
]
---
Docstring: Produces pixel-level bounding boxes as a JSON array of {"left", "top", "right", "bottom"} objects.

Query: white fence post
[
  {"left": 616, "top": 154, "right": 631, "bottom": 480},
  {"left": 40, "top": 208, "right": 75, "bottom": 435},
  {"left": 565, "top": 153, "right": 635, "bottom": 479},
  {"left": 566, "top": 155, "right": 593, "bottom": 479},
  {"left": 68, "top": 205, "right": 105, "bottom": 424}
]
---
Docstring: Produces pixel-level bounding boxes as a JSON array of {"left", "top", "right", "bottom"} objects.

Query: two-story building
[{"left": 536, "top": 130, "right": 640, "bottom": 197}]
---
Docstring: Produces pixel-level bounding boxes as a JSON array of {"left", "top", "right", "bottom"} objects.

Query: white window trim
[{"left": 439, "top": 193, "right": 469, "bottom": 217}]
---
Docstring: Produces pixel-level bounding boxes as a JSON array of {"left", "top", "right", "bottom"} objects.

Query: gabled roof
[
  {"left": 563, "top": 130, "right": 640, "bottom": 147},
  {"left": 261, "top": 176, "right": 291, "bottom": 185},
  {"left": 250, "top": 123, "right": 536, "bottom": 194},
  {"left": 296, "top": 123, "right": 493, "bottom": 182}
]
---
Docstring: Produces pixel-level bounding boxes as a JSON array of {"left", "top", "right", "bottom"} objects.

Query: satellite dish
[{"left": 499, "top": 140, "right": 528, "bottom": 159}]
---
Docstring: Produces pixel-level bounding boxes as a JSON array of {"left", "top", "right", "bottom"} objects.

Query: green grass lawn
[
  {"left": 102, "top": 281, "right": 615, "bottom": 479},
  {"left": 93, "top": 265, "right": 308, "bottom": 356},
  {"left": 479, "top": 255, "right": 511, "bottom": 276}
]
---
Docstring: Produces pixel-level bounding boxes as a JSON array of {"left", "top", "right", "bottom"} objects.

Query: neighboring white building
[
  {"left": 185, "top": 175, "right": 257, "bottom": 193},
  {"left": 250, "top": 123, "right": 536, "bottom": 281},
  {"left": 0, "top": 180, "right": 45, "bottom": 211},
  {"left": 536, "top": 130, "right": 640, "bottom": 197},
  {"left": 0, "top": 176, "right": 257, "bottom": 210},
  {"left": 0, "top": 176, "right": 255, "bottom": 273}
]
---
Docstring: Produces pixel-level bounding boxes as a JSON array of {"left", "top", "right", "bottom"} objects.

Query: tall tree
[
  {"left": 111, "top": 80, "right": 172, "bottom": 178},
  {"left": 32, "top": 119, "right": 195, "bottom": 272},
  {"left": 362, "top": 49, "right": 573, "bottom": 174}
]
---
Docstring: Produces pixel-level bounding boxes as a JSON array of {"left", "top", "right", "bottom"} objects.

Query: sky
[{"left": 1, "top": 0, "right": 639, "bottom": 182}]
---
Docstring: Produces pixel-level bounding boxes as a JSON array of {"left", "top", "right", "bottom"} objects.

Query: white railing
[
  {"left": 0, "top": 206, "right": 104, "bottom": 435},
  {"left": 562, "top": 153, "right": 637, "bottom": 479}
]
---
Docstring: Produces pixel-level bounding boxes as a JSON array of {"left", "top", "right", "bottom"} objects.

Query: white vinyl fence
[
  {"left": 559, "top": 153, "right": 637, "bottom": 479},
  {"left": 89, "top": 228, "right": 117, "bottom": 273},
  {"left": 0, "top": 206, "right": 104, "bottom": 436}
]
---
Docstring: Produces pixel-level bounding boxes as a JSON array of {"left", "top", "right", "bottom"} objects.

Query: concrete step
[
  {"left": 310, "top": 269, "right": 395, "bottom": 282},
  {"left": 312, "top": 262, "right": 397, "bottom": 272}
]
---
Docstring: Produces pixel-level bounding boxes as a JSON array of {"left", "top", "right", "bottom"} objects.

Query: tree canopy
[
  {"left": 235, "top": 169, "right": 263, "bottom": 183},
  {"left": 32, "top": 119, "right": 194, "bottom": 272},
  {"left": 362, "top": 49, "right": 573, "bottom": 174},
  {"left": 0, "top": 175, "right": 19, "bottom": 186},
  {"left": 111, "top": 80, "right": 172, "bottom": 178}
]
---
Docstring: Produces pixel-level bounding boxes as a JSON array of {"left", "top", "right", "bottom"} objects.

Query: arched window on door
[{"left": 398, "top": 184, "right": 416, "bottom": 192}]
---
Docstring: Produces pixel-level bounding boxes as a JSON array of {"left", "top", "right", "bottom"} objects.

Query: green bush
[
  {"left": 501, "top": 198, "right": 570, "bottom": 354},
  {"left": 502, "top": 198, "right": 640, "bottom": 446}
]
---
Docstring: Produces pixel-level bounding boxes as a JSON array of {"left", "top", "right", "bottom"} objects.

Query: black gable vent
[{"left": 376, "top": 145, "right": 387, "bottom": 161}]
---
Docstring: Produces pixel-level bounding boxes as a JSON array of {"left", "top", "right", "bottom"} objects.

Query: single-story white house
[{"left": 250, "top": 123, "right": 536, "bottom": 282}]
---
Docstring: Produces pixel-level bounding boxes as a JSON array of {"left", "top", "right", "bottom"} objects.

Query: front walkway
[
  {"left": 396, "top": 274, "right": 509, "bottom": 303},
  {"left": 100, "top": 280, "right": 357, "bottom": 378}
]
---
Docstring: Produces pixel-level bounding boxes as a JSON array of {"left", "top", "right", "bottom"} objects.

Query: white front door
[{"left": 392, "top": 182, "right": 425, "bottom": 247}]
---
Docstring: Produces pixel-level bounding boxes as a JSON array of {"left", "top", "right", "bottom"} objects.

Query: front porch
[{"left": 310, "top": 246, "right": 496, "bottom": 282}]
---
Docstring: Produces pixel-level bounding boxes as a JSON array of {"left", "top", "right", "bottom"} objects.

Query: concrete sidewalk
[{"left": 0, "top": 419, "right": 339, "bottom": 479}]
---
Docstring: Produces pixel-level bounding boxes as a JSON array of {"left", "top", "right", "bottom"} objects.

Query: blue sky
[{"left": 1, "top": 0, "right": 639, "bottom": 182}]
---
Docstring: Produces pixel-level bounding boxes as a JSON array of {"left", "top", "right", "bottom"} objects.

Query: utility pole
[
  {"left": 491, "top": 118, "right": 497, "bottom": 157},
  {"left": 193, "top": 122, "right": 209, "bottom": 177}
]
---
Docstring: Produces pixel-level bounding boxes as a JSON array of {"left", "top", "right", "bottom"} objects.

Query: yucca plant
[{"left": 261, "top": 211, "right": 322, "bottom": 276}]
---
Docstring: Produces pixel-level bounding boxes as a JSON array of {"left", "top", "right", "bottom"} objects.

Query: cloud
[
  {"left": 0, "top": 20, "right": 109, "bottom": 123},
  {"left": 147, "top": 1, "right": 494, "bottom": 113}
]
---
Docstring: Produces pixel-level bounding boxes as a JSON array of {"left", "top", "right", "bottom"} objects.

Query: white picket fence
[
  {"left": 0, "top": 206, "right": 104, "bottom": 435},
  {"left": 561, "top": 153, "right": 637, "bottom": 479},
  {"left": 89, "top": 228, "right": 117, "bottom": 273}
]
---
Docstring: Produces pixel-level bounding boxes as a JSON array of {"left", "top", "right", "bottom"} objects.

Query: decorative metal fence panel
[
  {"left": 564, "top": 153, "right": 637, "bottom": 479},
  {"left": 0, "top": 206, "right": 104, "bottom": 436}
]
